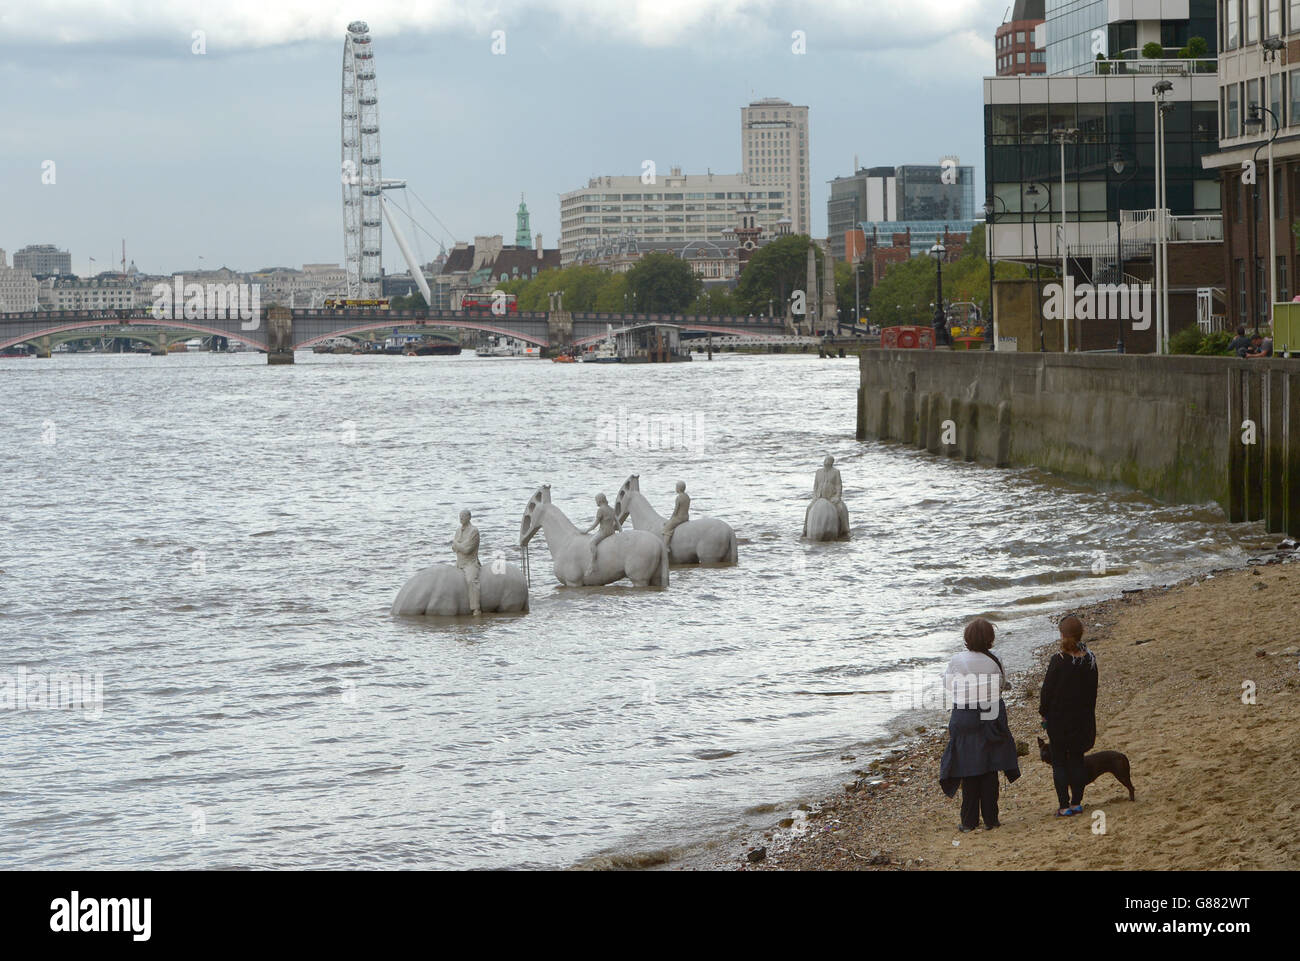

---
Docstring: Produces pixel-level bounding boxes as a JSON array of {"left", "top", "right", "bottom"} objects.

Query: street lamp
[
  {"left": 1052, "top": 127, "right": 1079, "bottom": 350},
  {"left": 1025, "top": 182, "right": 1050, "bottom": 351},
  {"left": 1263, "top": 37, "right": 1285, "bottom": 322},
  {"left": 1153, "top": 79, "right": 1173, "bottom": 354},
  {"left": 1246, "top": 100, "right": 1281, "bottom": 334},
  {"left": 984, "top": 195, "right": 1008, "bottom": 350},
  {"left": 1110, "top": 148, "right": 1139, "bottom": 353},
  {"left": 929, "top": 237, "right": 947, "bottom": 346}
]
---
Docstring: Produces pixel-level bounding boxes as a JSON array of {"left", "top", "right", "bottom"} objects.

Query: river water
[{"left": 0, "top": 350, "right": 1268, "bottom": 869}]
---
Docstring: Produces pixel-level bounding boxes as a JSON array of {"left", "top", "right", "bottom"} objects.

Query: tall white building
[
  {"left": 559, "top": 169, "right": 791, "bottom": 265},
  {"left": 741, "top": 98, "right": 810, "bottom": 235},
  {"left": 0, "top": 249, "right": 40, "bottom": 312}
]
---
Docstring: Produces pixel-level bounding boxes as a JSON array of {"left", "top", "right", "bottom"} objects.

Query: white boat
[
  {"left": 476, "top": 335, "right": 537, "bottom": 357},
  {"left": 579, "top": 340, "right": 620, "bottom": 363}
]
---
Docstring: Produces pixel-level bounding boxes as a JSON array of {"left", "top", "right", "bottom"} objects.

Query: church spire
[{"left": 515, "top": 194, "right": 531, "bottom": 247}]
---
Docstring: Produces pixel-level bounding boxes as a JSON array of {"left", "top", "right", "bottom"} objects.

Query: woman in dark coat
[
  {"left": 1038, "top": 614, "right": 1098, "bottom": 816},
  {"left": 939, "top": 618, "right": 1021, "bottom": 831}
]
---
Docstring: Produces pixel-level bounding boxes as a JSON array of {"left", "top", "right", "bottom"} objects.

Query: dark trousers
[
  {"left": 1051, "top": 747, "right": 1087, "bottom": 809},
  {"left": 959, "top": 771, "right": 999, "bottom": 828}
]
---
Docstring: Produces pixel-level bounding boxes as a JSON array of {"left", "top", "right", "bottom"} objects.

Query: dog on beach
[{"left": 1037, "top": 737, "right": 1135, "bottom": 801}]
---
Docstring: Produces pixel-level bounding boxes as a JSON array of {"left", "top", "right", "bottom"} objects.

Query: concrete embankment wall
[{"left": 854, "top": 350, "right": 1300, "bottom": 537}]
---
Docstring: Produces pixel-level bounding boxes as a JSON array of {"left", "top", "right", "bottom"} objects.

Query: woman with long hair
[
  {"left": 1039, "top": 615, "right": 1098, "bottom": 816},
  {"left": 939, "top": 618, "right": 1021, "bottom": 831}
]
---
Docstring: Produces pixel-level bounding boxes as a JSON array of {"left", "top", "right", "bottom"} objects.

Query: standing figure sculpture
[
  {"left": 615, "top": 475, "right": 738, "bottom": 566},
  {"left": 582, "top": 493, "right": 622, "bottom": 578},
  {"left": 661, "top": 481, "right": 690, "bottom": 550},
  {"left": 391, "top": 510, "right": 529, "bottom": 616},
  {"left": 452, "top": 509, "right": 482, "bottom": 616},
  {"left": 804, "top": 455, "right": 850, "bottom": 541}
]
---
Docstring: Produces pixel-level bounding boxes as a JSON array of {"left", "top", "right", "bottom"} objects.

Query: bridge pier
[
  {"left": 150, "top": 331, "right": 168, "bottom": 356},
  {"left": 546, "top": 310, "right": 572, "bottom": 358},
  {"left": 267, "top": 306, "right": 294, "bottom": 364},
  {"left": 35, "top": 335, "right": 52, "bottom": 358}
]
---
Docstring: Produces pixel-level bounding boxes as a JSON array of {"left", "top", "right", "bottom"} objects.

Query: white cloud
[{"left": 8, "top": 0, "right": 1005, "bottom": 53}]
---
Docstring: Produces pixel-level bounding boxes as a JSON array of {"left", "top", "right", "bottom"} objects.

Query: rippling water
[{"left": 0, "top": 350, "right": 1269, "bottom": 868}]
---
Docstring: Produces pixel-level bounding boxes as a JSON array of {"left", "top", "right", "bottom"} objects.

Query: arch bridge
[{"left": 0, "top": 306, "right": 792, "bottom": 361}]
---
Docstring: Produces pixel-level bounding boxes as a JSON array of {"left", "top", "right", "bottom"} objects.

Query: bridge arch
[
  {"left": 294, "top": 318, "right": 548, "bottom": 349},
  {"left": 0, "top": 317, "right": 269, "bottom": 353}
]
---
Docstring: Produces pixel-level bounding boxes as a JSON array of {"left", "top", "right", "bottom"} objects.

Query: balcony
[{"left": 1092, "top": 57, "right": 1216, "bottom": 76}]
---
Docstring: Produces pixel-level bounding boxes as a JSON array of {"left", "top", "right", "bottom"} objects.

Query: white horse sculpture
[
  {"left": 519, "top": 485, "right": 669, "bottom": 587},
  {"left": 803, "top": 498, "right": 844, "bottom": 542},
  {"left": 614, "top": 475, "right": 738, "bottom": 565},
  {"left": 391, "top": 563, "right": 529, "bottom": 616}
]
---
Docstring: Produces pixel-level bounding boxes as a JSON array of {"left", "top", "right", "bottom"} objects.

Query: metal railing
[
  {"left": 1121, "top": 210, "right": 1223, "bottom": 244},
  {"left": 1091, "top": 57, "right": 1216, "bottom": 76}
]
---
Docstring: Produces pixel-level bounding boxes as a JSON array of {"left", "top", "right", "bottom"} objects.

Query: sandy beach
[{"left": 725, "top": 557, "right": 1300, "bottom": 871}]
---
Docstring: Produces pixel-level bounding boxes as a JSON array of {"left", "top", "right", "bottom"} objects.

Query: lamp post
[
  {"left": 1052, "top": 127, "right": 1079, "bottom": 350},
  {"left": 929, "top": 237, "right": 946, "bottom": 346},
  {"left": 1246, "top": 99, "right": 1281, "bottom": 334},
  {"left": 1025, "top": 182, "right": 1050, "bottom": 351},
  {"left": 1153, "top": 80, "right": 1173, "bottom": 353},
  {"left": 1110, "top": 148, "right": 1138, "bottom": 353},
  {"left": 984, "top": 195, "right": 1007, "bottom": 350},
  {"left": 1263, "top": 37, "right": 1285, "bottom": 320}
]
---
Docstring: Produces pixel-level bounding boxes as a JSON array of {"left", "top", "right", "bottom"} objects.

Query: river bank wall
[{"left": 854, "top": 350, "right": 1300, "bottom": 537}]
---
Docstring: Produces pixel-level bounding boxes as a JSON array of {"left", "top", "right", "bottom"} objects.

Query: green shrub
[
  {"left": 1195, "top": 329, "right": 1235, "bottom": 355},
  {"left": 1169, "top": 324, "right": 1205, "bottom": 354},
  {"left": 1142, "top": 41, "right": 1165, "bottom": 59}
]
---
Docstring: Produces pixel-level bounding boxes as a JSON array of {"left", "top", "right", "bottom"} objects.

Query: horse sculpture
[
  {"left": 519, "top": 485, "right": 669, "bottom": 587},
  {"left": 803, "top": 498, "right": 844, "bottom": 542},
  {"left": 613, "top": 475, "right": 738, "bottom": 565},
  {"left": 391, "top": 562, "right": 529, "bottom": 616}
]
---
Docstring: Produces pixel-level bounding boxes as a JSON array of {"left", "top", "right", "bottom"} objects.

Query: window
[
  {"left": 1016, "top": 31, "right": 1025, "bottom": 43},
  {"left": 1290, "top": 70, "right": 1300, "bottom": 126},
  {"left": 1227, "top": 84, "right": 1241, "bottom": 138},
  {"left": 1272, "top": 73, "right": 1284, "bottom": 127},
  {"left": 1257, "top": 258, "right": 1269, "bottom": 318},
  {"left": 1017, "top": 52, "right": 1026, "bottom": 64},
  {"left": 1292, "top": 0, "right": 1300, "bottom": 36},
  {"left": 1227, "top": 0, "right": 1241, "bottom": 48},
  {"left": 1280, "top": 258, "right": 1291, "bottom": 302},
  {"left": 1268, "top": 0, "right": 1283, "bottom": 35},
  {"left": 1248, "top": 0, "right": 1260, "bottom": 42},
  {"left": 1238, "top": 259, "right": 1248, "bottom": 320}
]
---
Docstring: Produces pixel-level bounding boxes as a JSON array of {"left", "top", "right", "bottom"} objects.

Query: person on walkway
[
  {"left": 939, "top": 618, "right": 1021, "bottom": 831},
  {"left": 1039, "top": 615, "right": 1098, "bottom": 817}
]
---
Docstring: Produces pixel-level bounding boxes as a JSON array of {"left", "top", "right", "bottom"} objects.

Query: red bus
[{"left": 460, "top": 292, "right": 518, "bottom": 314}]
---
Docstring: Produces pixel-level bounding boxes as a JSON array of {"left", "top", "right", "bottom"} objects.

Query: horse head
[
  {"left": 519, "top": 484, "right": 551, "bottom": 546},
  {"left": 613, "top": 475, "right": 639, "bottom": 523}
]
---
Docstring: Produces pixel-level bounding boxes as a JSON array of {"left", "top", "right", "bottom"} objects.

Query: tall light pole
[
  {"left": 1153, "top": 80, "right": 1173, "bottom": 354},
  {"left": 1263, "top": 37, "right": 1285, "bottom": 319},
  {"left": 1025, "top": 182, "right": 1050, "bottom": 351},
  {"left": 1053, "top": 127, "right": 1079, "bottom": 350},
  {"left": 930, "top": 237, "right": 946, "bottom": 346},
  {"left": 1110, "top": 149, "right": 1138, "bottom": 353},
  {"left": 1246, "top": 103, "right": 1280, "bottom": 334},
  {"left": 984, "top": 195, "right": 1007, "bottom": 350}
]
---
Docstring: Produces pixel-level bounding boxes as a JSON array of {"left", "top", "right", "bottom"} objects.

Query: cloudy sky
[{"left": 2, "top": 0, "right": 1006, "bottom": 276}]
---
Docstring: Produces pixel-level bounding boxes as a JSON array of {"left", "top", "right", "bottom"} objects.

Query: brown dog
[{"left": 1037, "top": 737, "right": 1135, "bottom": 801}]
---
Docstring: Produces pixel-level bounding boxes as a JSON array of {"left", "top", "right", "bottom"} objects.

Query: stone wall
[{"left": 854, "top": 349, "right": 1300, "bottom": 536}]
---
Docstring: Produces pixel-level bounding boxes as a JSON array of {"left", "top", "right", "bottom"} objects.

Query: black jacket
[{"left": 1039, "top": 647, "right": 1098, "bottom": 752}]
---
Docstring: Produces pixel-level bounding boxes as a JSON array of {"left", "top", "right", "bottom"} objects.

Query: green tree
[
  {"left": 733, "top": 234, "right": 823, "bottom": 317},
  {"left": 688, "top": 287, "right": 739, "bottom": 315},
  {"left": 624, "top": 252, "right": 701, "bottom": 312},
  {"left": 1142, "top": 41, "right": 1164, "bottom": 59}
]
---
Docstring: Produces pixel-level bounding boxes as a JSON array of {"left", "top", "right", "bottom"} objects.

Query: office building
[
  {"left": 741, "top": 98, "right": 810, "bottom": 235},
  {"left": 1201, "top": 0, "right": 1300, "bottom": 329},
  {"left": 827, "top": 160, "right": 976, "bottom": 260},
  {"left": 559, "top": 170, "right": 789, "bottom": 265},
  {"left": 13, "top": 244, "right": 72, "bottom": 277},
  {"left": 996, "top": 0, "right": 1047, "bottom": 76}
]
